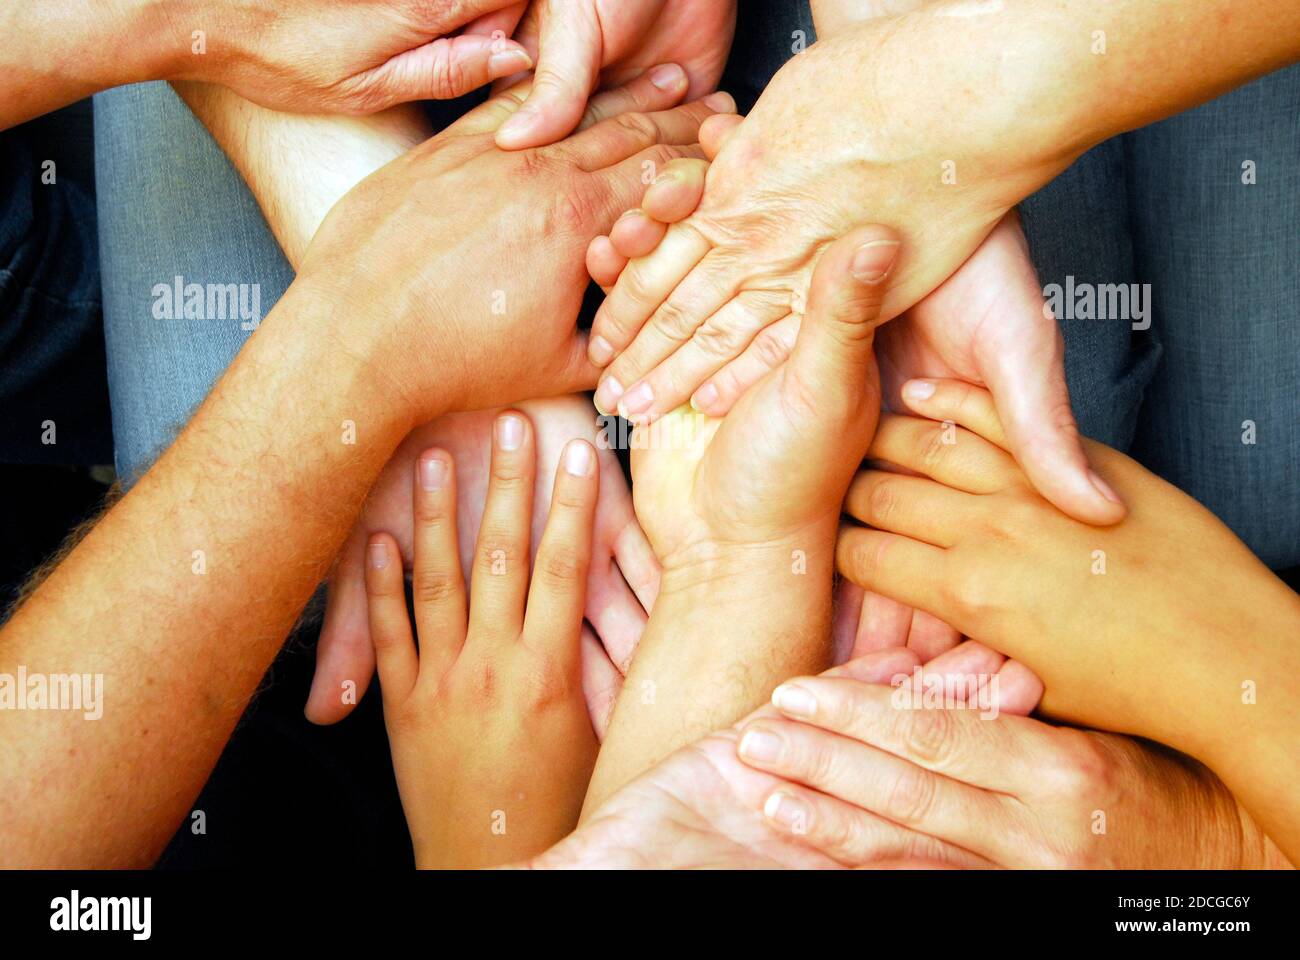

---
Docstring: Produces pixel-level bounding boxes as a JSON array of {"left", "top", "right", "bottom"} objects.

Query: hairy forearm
[
  {"left": 174, "top": 82, "right": 434, "bottom": 267},
  {"left": 0, "top": 284, "right": 421, "bottom": 866},
  {"left": 583, "top": 541, "right": 835, "bottom": 816}
]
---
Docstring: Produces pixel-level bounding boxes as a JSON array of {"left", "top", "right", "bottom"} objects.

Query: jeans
[{"left": 94, "top": 8, "right": 1298, "bottom": 550}]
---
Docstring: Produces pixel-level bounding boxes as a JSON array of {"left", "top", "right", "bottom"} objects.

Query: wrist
[{"left": 655, "top": 523, "right": 837, "bottom": 606}]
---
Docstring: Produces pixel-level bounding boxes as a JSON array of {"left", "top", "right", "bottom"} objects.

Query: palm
[{"left": 596, "top": 0, "right": 737, "bottom": 97}]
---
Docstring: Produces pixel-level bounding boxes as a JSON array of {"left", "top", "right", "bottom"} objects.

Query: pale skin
[
  {"left": 363, "top": 416, "right": 601, "bottom": 868},
  {"left": 586, "top": 0, "right": 1300, "bottom": 526},
  {"left": 0, "top": 85, "right": 711, "bottom": 866},
  {"left": 834, "top": 380, "right": 1300, "bottom": 864},
  {"left": 0, "top": 0, "right": 540, "bottom": 131},
  {"left": 171, "top": 73, "right": 732, "bottom": 724}
]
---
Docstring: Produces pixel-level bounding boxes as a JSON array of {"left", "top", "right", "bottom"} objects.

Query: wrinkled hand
[
  {"left": 169, "top": 0, "right": 541, "bottom": 113},
  {"left": 494, "top": 0, "right": 737, "bottom": 148},
  {"left": 307, "top": 396, "right": 659, "bottom": 731},
  {"left": 736, "top": 665, "right": 1267, "bottom": 869},
  {"left": 584, "top": 20, "right": 1123, "bottom": 524},
  {"left": 528, "top": 643, "right": 1039, "bottom": 868}
]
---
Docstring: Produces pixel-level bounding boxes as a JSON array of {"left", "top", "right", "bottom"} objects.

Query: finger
[
  {"left": 360, "top": 34, "right": 533, "bottom": 108},
  {"left": 640, "top": 157, "right": 709, "bottom": 223},
  {"left": 831, "top": 579, "right": 866, "bottom": 664},
  {"left": 583, "top": 562, "right": 648, "bottom": 675},
  {"left": 699, "top": 112, "right": 743, "bottom": 160},
  {"left": 306, "top": 536, "right": 375, "bottom": 724},
  {"left": 854, "top": 591, "right": 914, "bottom": 655},
  {"left": 581, "top": 625, "right": 622, "bottom": 741},
  {"left": 523, "top": 440, "right": 599, "bottom": 659},
  {"left": 826, "top": 646, "right": 921, "bottom": 685},
  {"left": 786, "top": 226, "right": 899, "bottom": 411},
  {"left": 899, "top": 379, "right": 1008, "bottom": 449},
  {"left": 738, "top": 717, "right": 1005, "bottom": 852},
  {"left": 766, "top": 676, "right": 1060, "bottom": 795},
  {"left": 843, "top": 469, "right": 975, "bottom": 548},
  {"left": 583, "top": 143, "right": 708, "bottom": 249},
  {"left": 588, "top": 221, "right": 712, "bottom": 374},
  {"left": 757, "top": 783, "right": 993, "bottom": 868},
  {"left": 461, "top": 2, "right": 528, "bottom": 40},
  {"left": 468, "top": 412, "right": 536, "bottom": 641},
  {"left": 911, "top": 639, "right": 1005, "bottom": 707},
  {"left": 576, "top": 65, "right": 689, "bottom": 130},
  {"left": 993, "top": 659, "right": 1045, "bottom": 717},
  {"left": 690, "top": 313, "right": 798, "bottom": 416},
  {"left": 608, "top": 289, "right": 789, "bottom": 424},
  {"left": 971, "top": 240, "right": 1127, "bottom": 525},
  {"left": 609, "top": 210, "right": 668, "bottom": 260},
  {"left": 554, "top": 96, "right": 730, "bottom": 173},
  {"left": 495, "top": 0, "right": 603, "bottom": 149},
  {"left": 905, "top": 609, "right": 963, "bottom": 662},
  {"left": 587, "top": 235, "right": 628, "bottom": 289},
  {"left": 364, "top": 534, "right": 419, "bottom": 704},
  {"left": 836, "top": 525, "right": 949, "bottom": 615},
  {"left": 410, "top": 450, "right": 467, "bottom": 681},
  {"left": 611, "top": 510, "right": 661, "bottom": 615},
  {"left": 866, "top": 412, "right": 1019, "bottom": 494}
]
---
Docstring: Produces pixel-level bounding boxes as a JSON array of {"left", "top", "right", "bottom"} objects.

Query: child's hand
[{"left": 364, "top": 411, "right": 601, "bottom": 869}]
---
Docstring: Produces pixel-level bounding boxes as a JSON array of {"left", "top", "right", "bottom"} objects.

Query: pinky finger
[
  {"left": 691, "top": 313, "right": 798, "bottom": 416},
  {"left": 760, "top": 785, "right": 992, "bottom": 868},
  {"left": 364, "top": 534, "right": 418, "bottom": 705},
  {"left": 587, "top": 235, "right": 627, "bottom": 290}
]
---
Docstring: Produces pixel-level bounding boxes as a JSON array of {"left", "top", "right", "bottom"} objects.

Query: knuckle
[
  {"left": 896, "top": 705, "right": 957, "bottom": 767},
  {"left": 411, "top": 568, "right": 458, "bottom": 607},
  {"left": 866, "top": 476, "right": 899, "bottom": 527},
  {"left": 538, "top": 544, "right": 587, "bottom": 586},
  {"left": 942, "top": 563, "right": 998, "bottom": 624},
  {"left": 611, "top": 111, "right": 658, "bottom": 144},
  {"left": 839, "top": 530, "right": 889, "bottom": 584},
  {"left": 650, "top": 299, "right": 698, "bottom": 343},
  {"left": 919, "top": 424, "right": 951, "bottom": 470},
  {"left": 549, "top": 180, "right": 603, "bottom": 236},
  {"left": 751, "top": 324, "right": 794, "bottom": 370},
  {"left": 693, "top": 316, "right": 747, "bottom": 358},
  {"left": 521, "top": 653, "right": 579, "bottom": 712},
  {"left": 884, "top": 763, "right": 938, "bottom": 827}
]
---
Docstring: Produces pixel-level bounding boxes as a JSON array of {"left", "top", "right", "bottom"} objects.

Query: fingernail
[
  {"left": 852, "top": 239, "right": 900, "bottom": 282},
  {"left": 649, "top": 63, "right": 685, "bottom": 91},
  {"left": 703, "top": 91, "right": 736, "bottom": 112},
  {"left": 772, "top": 683, "right": 817, "bottom": 719},
  {"left": 691, "top": 382, "right": 718, "bottom": 412},
  {"left": 764, "top": 791, "right": 809, "bottom": 831},
  {"left": 1089, "top": 469, "right": 1122, "bottom": 505},
  {"left": 589, "top": 335, "right": 614, "bottom": 366},
  {"left": 419, "top": 455, "right": 447, "bottom": 491},
  {"left": 489, "top": 48, "right": 533, "bottom": 75},
  {"left": 738, "top": 728, "right": 784, "bottom": 764},
  {"left": 564, "top": 440, "right": 593, "bottom": 477},
  {"left": 594, "top": 377, "right": 624, "bottom": 415},
  {"left": 618, "top": 382, "right": 654, "bottom": 418},
  {"left": 496, "top": 414, "right": 524, "bottom": 451},
  {"left": 368, "top": 541, "right": 389, "bottom": 570},
  {"left": 902, "top": 379, "right": 936, "bottom": 401}
]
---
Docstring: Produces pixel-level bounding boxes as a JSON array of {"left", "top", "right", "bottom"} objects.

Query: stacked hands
[{"left": 5, "top": 0, "right": 1299, "bottom": 871}]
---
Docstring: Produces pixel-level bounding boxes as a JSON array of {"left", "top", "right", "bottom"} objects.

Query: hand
[
  {"left": 530, "top": 643, "right": 1039, "bottom": 868},
  {"left": 494, "top": 0, "right": 737, "bottom": 148},
  {"left": 587, "top": 106, "right": 1122, "bottom": 524},
  {"left": 736, "top": 670, "right": 1286, "bottom": 869},
  {"left": 307, "top": 395, "right": 659, "bottom": 733},
  {"left": 168, "top": 0, "right": 540, "bottom": 113},
  {"left": 364, "top": 411, "right": 602, "bottom": 868},
  {"left": 835, "top": 379, "right": 1300, "bottom": 774},
  {"left": 294, "top": 78, "right": 730, "bottom": 429}
]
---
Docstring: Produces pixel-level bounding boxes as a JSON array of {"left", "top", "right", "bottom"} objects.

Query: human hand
[
  {"left": 736, "top": 668, "right": 1285, "bottom": 869},
  {"left": 307, "top": 395, "right": 659, "bottom": 733},
  {"left": 493, "top": 0, "right": 737, "bottom": 148},
  {"left": 364, "top": 411, "right": 601, "bottom": 868},
  {"left": 294, "top": 77, "right": 732, "bottom": 429},
  {"left": 587, "top": 108, "right": 1123, "bottom": 523},
  {"left": 168, "top": 0, "right": 540, "bottom": 113},
  {"left": 835, "top": 379, "right": 1300, "bottom": 765}
]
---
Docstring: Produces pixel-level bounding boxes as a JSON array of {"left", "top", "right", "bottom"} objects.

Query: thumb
[
  {"left": 972, "top": 245, "right": 1127, "bottom": 525},
  {"left": 360, "top": 34, "right": 532, "bottom": 106},
  {"left": 495, "top": 0, "right": 603, "bottom": 148},
  {"left": 788, "top": 226, "right": 900, "bottom": 399}
]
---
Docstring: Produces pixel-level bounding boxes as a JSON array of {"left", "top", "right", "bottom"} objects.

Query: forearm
[
  {"left": 583, "top": 540, "right": 835, "bottom": 815},
  {"left": 174, "top": 82, "right": 434, "bottom": 268},
  {"left": 0, "top": 283, "right": 422, "bottom": 866},
  {"left": 0, "top": 0, "right": 181, "bottom": 129}
]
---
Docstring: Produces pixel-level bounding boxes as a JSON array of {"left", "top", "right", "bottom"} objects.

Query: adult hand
[
  {"left": 531, "top": 644, "right": 1039, "bottom": 869},
  {"left": 735, "top": 670, "right": 1284, "bottom": 869},
  {"left": 295, "top": 77, "right": 727, "bottom": 427},
  {"left": 169, "top": 0, "right": 541, "bottom": 113},
  {"left": 306, "top": 395, "right": 659, "bottom": 731},
  {"left": 587, "top": 101, "right": 1122, "bottom": 524},
  {"left": 494, "top": 0, "right": 737, "bottom": 148}
]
